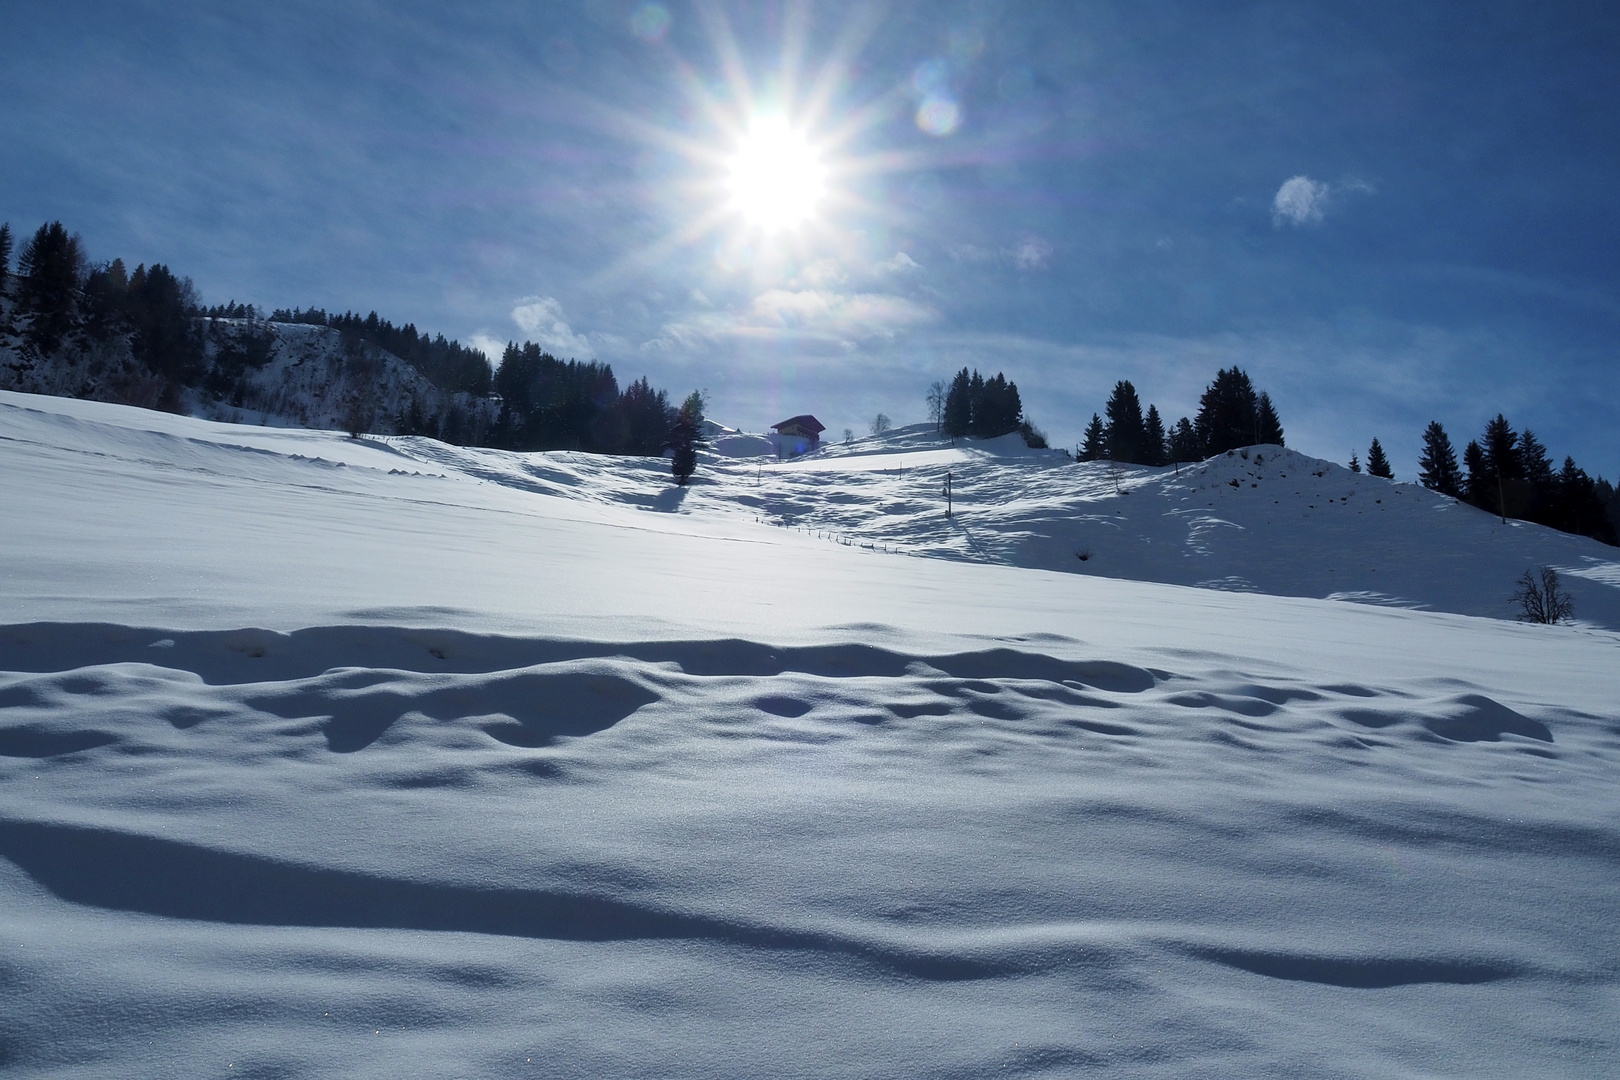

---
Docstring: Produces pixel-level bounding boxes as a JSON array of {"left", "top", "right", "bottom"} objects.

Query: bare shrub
[{"left": 1512, "top": 566, "right": 1574, "bottom": 625}]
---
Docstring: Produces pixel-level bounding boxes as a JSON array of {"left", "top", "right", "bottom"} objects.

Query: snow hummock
[{"left": 2, "top": 392, "right": 1617, "bottom": 1078}]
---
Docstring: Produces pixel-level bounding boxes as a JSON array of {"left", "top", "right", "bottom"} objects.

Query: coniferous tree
[
  {"left": 617, "top": 376, "right": 676, "bottom": 456},
  {"left": 1256, "top": 392, "right": 1285, "bottom": 446},
  {"left": 999, "top": 376, "right": 1023, "bottom": 437},
  {"left": 1167, "top": 417, "right": 1200, "bottom": 463},
  {"left": 1599, "top": 477, "right": 1620, "bottom": 542},
  {"left": 18, "top": 221, "right": 87, "bottom": 350},
  {"left": 1480, "top": 414, "right": 1521, "bottom": 483},
  {"left": 81, "top": 257, "right": 130, "bottom": 337},
  {"left": 1348, "top": 452, "right": 1361, "bottom": 473},
  {"left": 669, "top": 391, "right": 703, "bottom": 485},
  {"left": 1103, "top": 380, "right": 1147, "bottom": 463},
  {"left": 1519, "top": 430, "right": 1553, "bottom": 488},
  {"left": 942, "top": 368, "right": 1023, "bottom": 439},
  {"left": 1518, "top": 429, "right": 1554, "bottom": 522},
  {"left": 1479, "top": 414, "right": 1523, "bottom": 518},
  {"left": 0, "top": 222, "right": 12, "bottom": 290},
  {"left": 1142, "top": 404, "right": 1167, "bottom": 467},
  {"left": 1417, "top": 421, "right": 1462, "bottom": 496},
  {"left": 1194, "top": 367, "right": 1261, "bottom": 455},
  {"left": 943, "top": 368, "right": 972, "bottom": 437},
  {"left": 1548, "top": 457, "right": 1617, "bottom": 544},
  {"left": 126, "top": 263, "right": 203, "bottom": 384},
  {"left": 1366, "top": 438, "right": 1393, "bottom": 479},
  {"left": 1463, "top": 440, "right": 1490, "bottom": 506},
  {"left": 1079, "top": 414, "right": 1106, "bottom": 461},
  {"left": 976, "top": 372, "right": 1022, "bottom": 437}
]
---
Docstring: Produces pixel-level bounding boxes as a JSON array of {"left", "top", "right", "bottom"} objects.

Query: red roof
[{"left": 772, "top": 415, "right": 825, "bottom": 435}]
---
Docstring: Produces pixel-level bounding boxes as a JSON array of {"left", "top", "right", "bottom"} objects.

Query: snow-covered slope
[
  {"left": 2, "top": 392, "right": 1617, "bottom": 1079},
  {"left": 363, "top": 420, "right": 1620, "bottom": 631}
]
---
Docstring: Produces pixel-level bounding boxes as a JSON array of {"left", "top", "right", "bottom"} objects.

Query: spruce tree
[
  {"left": 1462, "top": 440, "right": 1489, "bottom": 507},
  {"left": 1518, "top": 429, "right": 1553, "bottom": 489},
  {"left": 0, "top": 222, "right": 11, "bottom": 290},
  {"left": 1079, "top": 413, "right": 1106, "bottom": 461},
  {"left": 18, "top": 221, "right": 87, "bottom": 350},
  {"left": 1516, "top": 429, "right": 1555, "bottom": 524},
  {"left": 1348, "top": 452, "right": 1361, "bottom": 473},
  {"left": 669, "top": 392, "right": 702, "bottom": 485},
  {"left": 1366, "top": 438, "right": 1393, "bottom": 479},
  {"left": 1549, "top": 457, "right": 1616, "bottom": 544},
  {"left": 1194, "top": 367, "right": 1260, "bottom": 455},
  {"left": 943, "top": 368, "right": 972, "bottom": 437},
  {"left": 1479, "top": 413, "right": 1522, "bottom": 519},
  {"left": 1103, "top": 380, "right": 1146, "bottom": 463},
  {"left": 1480, "top": 414, "right": 1521, "bottom": 482},
  {"left": 1167, "top": 417, "right": 1201, "bottom": 463},
  {"left": 967, "top": 371, "right": 987, "bottom": 435},
  {"left": 1256, "top": 392, "right": 1284, "bottom": 446},
  {"left": 1417, "top": 421, "right": 1462, "bottom": 496},
  {"left": 1142, "top": 404, "right": 1167, "bottom": 467}
]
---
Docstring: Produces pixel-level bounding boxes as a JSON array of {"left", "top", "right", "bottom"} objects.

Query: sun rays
[{"left": 576, "top": 4, "right": 931, "bottom": 287}]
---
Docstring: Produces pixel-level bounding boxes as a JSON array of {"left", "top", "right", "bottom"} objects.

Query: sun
[{"left": 725, "top": 116, "right": 827, "bottom": 234}]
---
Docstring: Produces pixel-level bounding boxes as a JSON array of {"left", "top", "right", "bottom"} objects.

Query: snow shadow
[
  {"left": 1186, "top": 945, "right": 1521, "bottom": 988},
  {"left": 0, "top": 820, "right": 1026, "bottom": 982},
  {"left": 0, "top": 623, "right": 1166, "bottom": 693},
  {"left": 0, "top": 725, "right": 120, "bottom": 758},
  {"left": 243, "top": 667, "right": 660, "bottom": 752},
  {"left": 1338, "top": 694, "right": 1553, "bottom": 743}
]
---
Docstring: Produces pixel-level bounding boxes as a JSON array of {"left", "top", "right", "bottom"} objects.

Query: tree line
[
  {"left": 926, "top": 367, "right": 1047, "bottom": 446},
  {"left": 1078, "top": 366, "right": 1283, "bottom": 466},
  {"left": 1407, "top": 415, "right": 1618, "bottom": 545},
  {"left": 0, "top": 219, "right": 698, "bottom": 471}
]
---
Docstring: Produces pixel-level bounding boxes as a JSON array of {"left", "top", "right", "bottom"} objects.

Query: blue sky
[{"left": 3, "top": 1, "right": 1617, "bottom": 475}]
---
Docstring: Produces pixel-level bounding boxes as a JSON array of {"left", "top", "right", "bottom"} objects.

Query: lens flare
[
  {"left": 726, "top": 116, "right": 828, "bottom": 233},
  {"left": 916, "top": 97, "right": 960, "bottom": 136},
  {"left": 630, "top": 4, "right": 671, "bottom": 42}
]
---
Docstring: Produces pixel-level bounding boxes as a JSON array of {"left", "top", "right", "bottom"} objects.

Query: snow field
[{"left": 1, "top": 392, "right": 1618, "bottom": 1077}]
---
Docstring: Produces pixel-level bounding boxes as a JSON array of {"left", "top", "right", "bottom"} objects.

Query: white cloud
[
  {"left": 1273, "top": 175, "right": 1330, "bottom": 226},
  {"left": 872, "top": 251, "right": 921, "bottom": 276},
  {"left": 947, "top": 243, "right": 995, "bottom": 263},
  {"left": 510, "top": 295, "right": 592, "bottom": 357},
  {"left": 641, "top": 288, "right": 938, "bottom": 354},
  {"left": 1011, "top": 236, "right": 1052, "bottom": 270},
  {"left": 468, "top": 333, "right": 508, "bottom": 368},
  {"left": 797, "top": 258, "right": 849, "bottom": 288}
]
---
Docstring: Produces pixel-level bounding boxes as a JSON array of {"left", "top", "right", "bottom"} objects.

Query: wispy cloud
[
  {"left": 1011, "top": 236, "right": 1053, "bottom": 270},
  {"left": 796, "top": 258, "right": 849, "bottom": 288},
  {"left": 872, "top": 251, "right": 921, "bottom": 275},
  {"left": 1273, "top": 175, "right": 1330, "bottom": 226},
  {"left": 511, "top": 296, "right": 592, "bottom": 357},
  {"left": 641, "top": 287, "right": 937, "bottom": 354}
]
